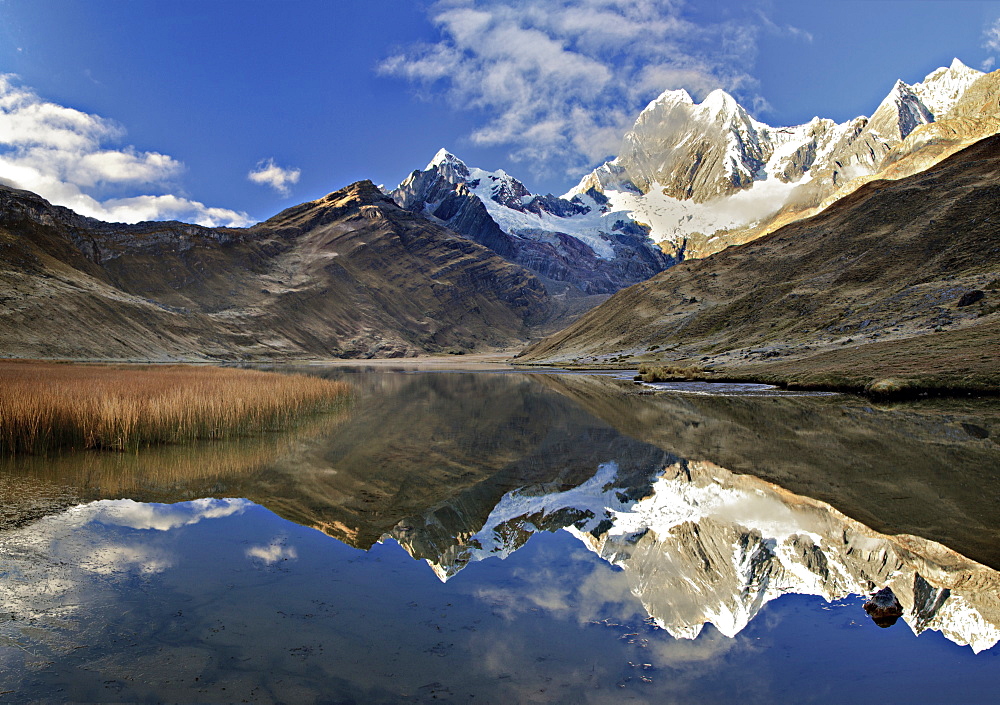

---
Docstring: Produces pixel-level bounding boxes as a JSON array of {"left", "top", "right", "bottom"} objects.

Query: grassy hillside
[{"left": 519, "top": 134, "right": 1000, "bottom": 394}]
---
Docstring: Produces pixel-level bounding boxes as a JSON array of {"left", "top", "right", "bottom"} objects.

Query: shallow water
[
  {"left": 624, "top": 377, "right": 840, "bottom": 397},
  {"left": 2, "top": 370, "right": 999, "bottom": 703}
]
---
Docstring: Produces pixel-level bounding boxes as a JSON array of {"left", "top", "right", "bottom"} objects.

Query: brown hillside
[
  {"left": 519, "top": 134, "right": 1000, "bottom": 392},
  {"left": 0, "top": 181, "right": 551, "bottom": 360}
]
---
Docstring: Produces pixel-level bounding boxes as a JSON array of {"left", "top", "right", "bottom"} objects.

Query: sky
[{"left": 1, "top": 0, "right": 999, "bottom": 226}]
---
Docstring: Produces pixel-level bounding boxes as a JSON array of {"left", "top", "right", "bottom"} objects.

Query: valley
[{"left": 0, "top": 59, "right": 998, "bottom": 398}]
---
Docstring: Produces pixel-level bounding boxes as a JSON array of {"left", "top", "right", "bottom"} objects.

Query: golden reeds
[{"left": 0, "top": 361, "right": 351, "bottom": 455}]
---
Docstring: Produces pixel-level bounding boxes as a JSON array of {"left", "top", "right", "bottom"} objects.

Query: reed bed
[{"left": 0, "top": 361, "right": 351, "bottom": 455}]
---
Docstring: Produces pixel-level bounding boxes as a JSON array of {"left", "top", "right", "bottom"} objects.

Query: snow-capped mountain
[
  {"left": 391, "top": 150, "right": 675, "bottom": 295},
  {"left": 385, "top": 457, "right": 1000, "bottom": 652},
  {"left": 568, "top": 58, "right": 989, "bottom": 257},
  {"left": 391, "top": 60, "right": 991, "bottom": 287},
  {"left": 911, "top": 57, "right": 985, "bottom": 117}
]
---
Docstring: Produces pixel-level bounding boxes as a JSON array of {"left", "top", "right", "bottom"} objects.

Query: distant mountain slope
[
  {"left": 519, "top": 133, "right": 1000, "bottom": 392},
  {"left": 568, "top": 59, "right": 997, "bottom": 259},
  {"left": 391, "top": 150, "right": 674, "bottom": 295},
  {"left": 0, "top": 181, "right": 551, "bottom": 360}
]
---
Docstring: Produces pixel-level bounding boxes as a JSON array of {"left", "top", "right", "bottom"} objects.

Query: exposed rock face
[
  {"left": 602, "top": 88, "right": 771, "bottom": 201},
  {"left": 568, "top": 59, "right": 997, "bottom": 258},
  {"left": 391, "top": 150, "right": 674, "bottom": 295},
  {"left": 0, "top": 180, "right": 552, "bottom": 359},
  {"left": 519, "top": 133, "right": 1000, "bottom": 387}
]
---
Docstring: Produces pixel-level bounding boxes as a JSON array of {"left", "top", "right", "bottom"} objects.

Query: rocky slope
[
  {"left": 391, "top": 149, "right": 674, "bottom": 295},
  {"left": 569, "top": 59, "right": 996, "bottom": 258},
  {"left": 0, "top": 181, "right": 554, "bottom": 359},
  {"left": 519, "top": 133, "right": 1000, "bottom": 392}
]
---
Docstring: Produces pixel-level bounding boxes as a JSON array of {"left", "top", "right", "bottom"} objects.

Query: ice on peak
[
  {"left": 426, "top": 148, "right": 465, "bottom": 171},
  {"left": 920, "top": 57, "right": 981, "bottom": 84},
  {"left": 912, "top": 57, "right": 983, "bottom": 118},
  {"left": 643, "top": 88, "right": 694, "bottom": 113},
  {"left": 703, "top": 87, "right": 736, "bottom": 105},
  {"left": 875, "top": 79, "right": 922, "bottom": 109},
  {"left": 699, "top": 88, "right": 740, "bottom": 114}
]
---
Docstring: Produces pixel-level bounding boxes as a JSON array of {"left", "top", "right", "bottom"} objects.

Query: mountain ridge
[
  {"left": 565, "top": 58, "right": 995, "bottom": 259},
  {"left": 391, "top": 149, "right": 675, "bottom": 295},
  {"left": 0, "top": 179, "right": 554, "bottom": 360}
]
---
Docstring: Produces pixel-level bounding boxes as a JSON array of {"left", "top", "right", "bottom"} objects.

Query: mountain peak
[
  {"left": 868, "top": 79, "right": 932, "bottom": 140},
  {"left": 913, "top": 57, "right": 984, "bottom": 117},
  {"left": 642, "top": 88, "right": 694, "bottom": 114},
  {"left": 424, "top": 148, "right": 471, "bottom": 184},
  {"left": 427, "top": 148, "right": 464, "bottom": 171},
  {"left": 703, "top": 87, "right": 736, "bottom": 104}
]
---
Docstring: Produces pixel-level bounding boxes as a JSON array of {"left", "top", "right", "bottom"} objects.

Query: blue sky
[{"left": 1, "top": 0, "right": 999, "bottom": 225}]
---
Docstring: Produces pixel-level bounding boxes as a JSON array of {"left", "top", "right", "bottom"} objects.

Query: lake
[{"left": 2, "top": 368, "right": 999, "bottom": 704}]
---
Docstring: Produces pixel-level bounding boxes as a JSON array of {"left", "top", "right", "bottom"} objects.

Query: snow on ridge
[
  {"left": 640, "top": 87, "right": 694, "bottom": 115},
  {"left": 426, "top": 147, "right": 463, "bottom": 171},
  {"left": 561, "top": 58, "right": 983, "bottom": 248},
  {"left": 911, "top": 57, "right": 984, "bottom": 118}
]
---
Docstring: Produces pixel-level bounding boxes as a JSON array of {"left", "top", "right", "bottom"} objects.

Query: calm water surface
[{"left": 2, "top": 369, "right": 1000, "bottom": 704}]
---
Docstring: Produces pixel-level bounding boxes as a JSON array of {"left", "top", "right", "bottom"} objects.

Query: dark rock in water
[
  {"left": 957, "top": 289, "right": 985, "bottom": 307},
  {"left": 864, "top": 586, "right": 904, "bottom": 628}
]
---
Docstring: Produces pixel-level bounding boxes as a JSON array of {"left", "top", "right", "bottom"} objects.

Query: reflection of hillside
[
  {"left": 9, "top": 369, "right": 1000, "bottom": 578},
  {"left": 250, "top": 372, "right": 670, "bottom": 548},
  {"left": 2, "top": 372, "right": 670, "bottom": 550},
  {"left": 535, "top": 373, "right": 1000, "bottom": 570}
]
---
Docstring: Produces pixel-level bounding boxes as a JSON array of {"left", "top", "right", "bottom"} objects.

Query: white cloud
[
  {"left": 87, "top": 497, "right": 252, "bottom": 531},
  {"left": 248, "top": 158, "right": 301, "bottom": 196},
  {"left": 246, "top": 538, "right": 298, "bottom": 564},
  {"left": 983, "top": 18, "right": 1000, "bottom": 72},
  {"left": 985, "top": 18, "right": 1000, "bottom": 52},
  {"left": 0, "top": 74, "right": 252, "bottom": 226},
  {"left": 380, "top": 0, "right": 770, "bottom": 180}
]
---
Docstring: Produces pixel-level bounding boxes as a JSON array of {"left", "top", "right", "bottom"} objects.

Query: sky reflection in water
[{"left": 2, "top": 370, "right": 1000, "bottom": 703}]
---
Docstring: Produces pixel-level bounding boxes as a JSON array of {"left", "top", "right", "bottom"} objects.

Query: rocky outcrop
[{"left": 865, "top": 587, "right": 905, "bottom": 627}]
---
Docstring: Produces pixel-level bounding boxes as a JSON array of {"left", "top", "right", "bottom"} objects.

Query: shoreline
[{"left": 4, "top": 352, "right": 997, "bottom": 400}]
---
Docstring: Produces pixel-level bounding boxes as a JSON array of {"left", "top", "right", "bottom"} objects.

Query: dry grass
[
  {"left": 730, "top": 321, "right": 1000, "bottom": 398},
  {"left": 636, "top": 363, "right": 712, "bottom": 382},
  {"left": 0, "top": 361, "right": 351, "bottom": 454}
]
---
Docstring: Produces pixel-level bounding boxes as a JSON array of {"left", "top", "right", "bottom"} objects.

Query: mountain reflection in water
[
  {"left": 2, "top": 369, "right": 999, "bottom": 702},
  {"left": 394, "top": 455, "right": 1000, "bottom": 651}
]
